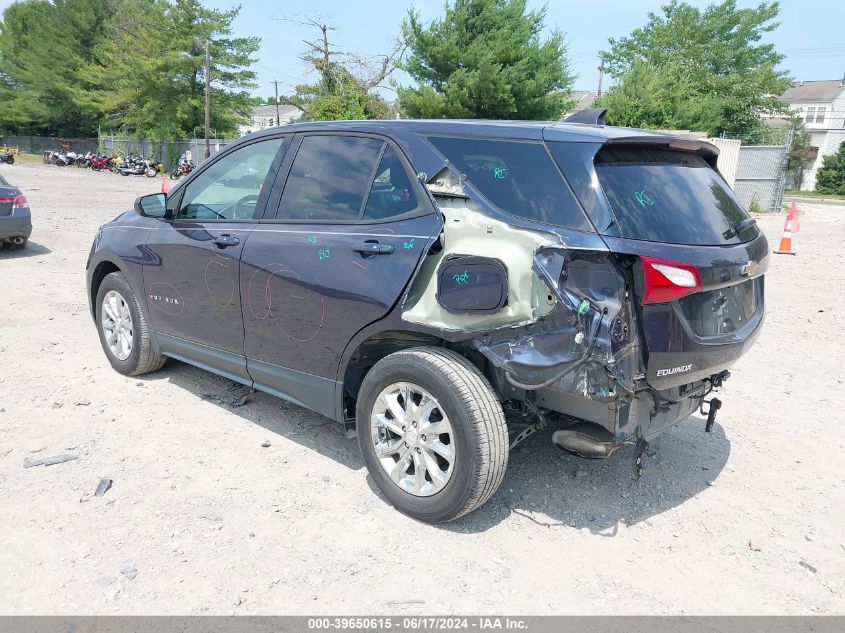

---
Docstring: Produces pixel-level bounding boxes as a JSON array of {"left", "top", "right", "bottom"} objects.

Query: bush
[{"left": 815, "top": 142, "right": 845, "bottom": 195}]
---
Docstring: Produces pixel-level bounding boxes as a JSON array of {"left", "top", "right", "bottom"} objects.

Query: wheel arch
[
  {"left": 88, "top": 259, "right": 123, "bottom": 320},
  {"left": 339, "top": 330, "right": 447, "bottom": 425}
]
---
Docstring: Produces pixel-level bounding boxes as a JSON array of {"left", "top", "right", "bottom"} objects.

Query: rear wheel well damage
[{"left": 89, "top": 260, "right": 122, "bottom": 319}]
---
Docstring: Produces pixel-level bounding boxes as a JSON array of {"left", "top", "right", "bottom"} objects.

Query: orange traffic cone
[
  {"left": 160, "top": 175, "right": 171, "bottom": 194},
  {"left": 774, "top": 202, "right": 798, "bottom": 255}
]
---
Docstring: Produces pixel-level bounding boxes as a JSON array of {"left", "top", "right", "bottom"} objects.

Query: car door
[
  {"left": 239, "top": 133, "right": 442, "bottom": 419},
  {"left": 143, "top": 136, "right": 288, "bottom": 383}
]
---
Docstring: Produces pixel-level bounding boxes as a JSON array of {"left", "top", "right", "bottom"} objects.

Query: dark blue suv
[{"left": 86, "top": 116, "right": 767, "bottom": 522}]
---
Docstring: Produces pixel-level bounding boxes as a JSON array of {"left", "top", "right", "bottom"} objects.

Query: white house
[
  {"left": 238, "top": 104, "right": 303, "bottom": 137},
  {"left": 778, "top": 79, "right": 845, "bottom": 191}
]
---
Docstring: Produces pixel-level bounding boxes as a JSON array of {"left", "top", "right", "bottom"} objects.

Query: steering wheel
[{"left": 231, "top": 194, "right": 260, "bottom": 220}]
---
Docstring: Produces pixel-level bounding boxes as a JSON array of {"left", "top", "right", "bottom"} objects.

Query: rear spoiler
[
  {"left": 563, "top": 108, "right": 607, "bottom": 126},
  {"left": 600, "top": 136, "right": 720, "bottom": 169}
]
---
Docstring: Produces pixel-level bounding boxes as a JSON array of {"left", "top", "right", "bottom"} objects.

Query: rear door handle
[
  {"left": 212, "top": 234, "right": 240, "bottom": 248},
  {"left": 353, "top": 241, "right": 394, "bottom": 255}
]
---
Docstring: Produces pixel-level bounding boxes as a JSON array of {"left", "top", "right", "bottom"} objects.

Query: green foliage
[
  {"left": 598, "top": 0, "right": 791, "bottom": 139},
  {"left": 0, "top": 0, "right": 258, "bottom": 138},
  {"left": 0, "top": 0, "right": 111, "bottom": 136},
  {"left": 785, "top": 118, "right": 810, "bottom": 189},
  {"left": 815, "top": 143, "right": 845, "bottom": 195},
  {"left": 285, "top": 20, "right": 397, "bottom": 122},
  {"left": 398, "top": 0, "right": 575, "bottom": 119}
]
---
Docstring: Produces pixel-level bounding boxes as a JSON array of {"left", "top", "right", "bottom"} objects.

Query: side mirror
[{"left": 134, "top": 193, "right": 169, "bottom": 218}]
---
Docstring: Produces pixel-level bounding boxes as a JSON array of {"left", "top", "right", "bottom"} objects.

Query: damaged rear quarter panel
[{"left": 400, "top": 192, "right": 643, "bottom": 410}]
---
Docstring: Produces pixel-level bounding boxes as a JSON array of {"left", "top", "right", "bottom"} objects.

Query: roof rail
[{"left": 563, "top": 108, "right": 607, "bottom": 126}]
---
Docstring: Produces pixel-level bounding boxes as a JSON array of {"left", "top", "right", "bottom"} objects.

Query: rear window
[
  {"left": 593, "top": 147, "right": 757, "bottom": 246},
  {"left": 427, "top": 137, "right": 592, "bottom": 231}
]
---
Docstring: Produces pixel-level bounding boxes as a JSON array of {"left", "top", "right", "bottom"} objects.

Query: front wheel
[
  {"left": 145, "top": 167, "right": 157, "bottom": 178},
  {"left": 95, "top": 272, "right": 165, "bottom": 376},
  {"left": 357, "top": 347, "right": 508, "bottom": 523},
  {"left": 169, "top": 170, "right": 182, "bottom": 181}
]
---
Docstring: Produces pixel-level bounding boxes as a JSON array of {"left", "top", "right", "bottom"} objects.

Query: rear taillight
[
  {"left": 0, "top": 194, "right": 27, "bottom": 206},
  {"left": 640, "top": 256, "right": 702, "bottom": 304}
]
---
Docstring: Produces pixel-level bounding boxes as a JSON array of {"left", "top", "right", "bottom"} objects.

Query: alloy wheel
[
  {"left": 370, "top": 382, "right": 455, "bottom": 496},
  {"left": 101, "top": 290, "right": 134, "bottom": 361}
]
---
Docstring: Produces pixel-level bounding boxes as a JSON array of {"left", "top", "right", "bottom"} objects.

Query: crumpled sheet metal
[{"left": 475, "top": 249, "right": 641, "bottom": 401}]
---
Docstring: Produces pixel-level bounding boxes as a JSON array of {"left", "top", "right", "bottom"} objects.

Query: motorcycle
[
  {"left": 89, "top": 155, "right": 113, "bottom": 171},
  {"left": 0, "top": 152, "right": 14, "bottom": 165},
  {"left": 169, "top": 157, "right": 195, "bottom": 180},
  {"left": 118, "top": 155, "right": 157, "bottom": 177}
]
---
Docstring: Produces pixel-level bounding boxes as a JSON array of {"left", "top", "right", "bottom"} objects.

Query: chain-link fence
[
  {"left": 0, "top": 135, "right": 229, "bottom": 167},
  {"left": 733, "top": 128, "right": 792, "bottom": 213}
]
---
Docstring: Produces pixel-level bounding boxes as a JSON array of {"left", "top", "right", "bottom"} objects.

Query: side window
[
  {"left": 276, "top": 135, "right": 383, "bottom": 221},
  {"left": 429, "top": 136, "right": 593, "bottom": 231},
  {"left": 177, "top": 137, "right": 285, "bottom": 221},
  {"left": 363, "top": 146, "right": 418, "bottom": 220}
]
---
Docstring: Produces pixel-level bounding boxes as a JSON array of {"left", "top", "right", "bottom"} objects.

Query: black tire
[
  {"left": 170, "top": 171, "right": 182, "bottom": 181},
  {"left": 356, "top": 347, "right": 508, "bottom": 523},
  {"left": 95, "top": 271, "right": 165, "bottom": 376},
  {"left": 7, "top": 156, "right": 13, "bottom": 165},
  {"left": 8, "top": 239, "right": 26, "bottom": 250}
]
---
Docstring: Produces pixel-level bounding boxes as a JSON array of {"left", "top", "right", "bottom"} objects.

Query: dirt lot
[{"left": 0, "top": 162, "right": 843, "bottom": 615}]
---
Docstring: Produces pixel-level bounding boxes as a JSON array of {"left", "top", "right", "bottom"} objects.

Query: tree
[
  {"left": 785, "top": 118, "right": 810, "bottom": 190},
  {"left": 398, "top": 0, "right": 574, "bottom": 120},
  {"left": 815, "top": 143, "right": 845, "bottom": 195},
  {"left": 80, "top": 0, "right": 259, "bottom": 139},
  {"left": 598, "top": 0, "right": 791, "bottom": 139},
  {"left": 0, "top": 0, "right": 259, "bottom": 139},
  {"left": 0, "top": 0, "right": 111, "bottom": 136},
  {"left": 281, "top": 17, "right": 400, "bottom": 121}
]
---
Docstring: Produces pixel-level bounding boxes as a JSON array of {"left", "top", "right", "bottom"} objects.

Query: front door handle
[
  {"left": 353, "top": 241, "right": 394, "bottom": 255},
  {"left": 212, "top": 234, "right": 240, "bottom": 248}
]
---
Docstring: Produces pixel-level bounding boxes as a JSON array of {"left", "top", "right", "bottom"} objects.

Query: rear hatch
[{"left": 551, "top": 139, "right": 768, "bottom": 391}]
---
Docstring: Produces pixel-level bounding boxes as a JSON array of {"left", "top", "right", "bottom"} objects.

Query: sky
[{"left": 1, "top": 0, "right": 844, "bottom": 99}]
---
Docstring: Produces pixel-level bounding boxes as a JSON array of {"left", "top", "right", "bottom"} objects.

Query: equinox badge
[{"left": 656, "top": 364, "right": 693, "bottom": 377}]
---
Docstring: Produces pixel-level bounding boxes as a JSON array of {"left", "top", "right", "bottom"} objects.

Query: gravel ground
[{"left": 0, "top": 163, "right": 843, "bottom": 615}]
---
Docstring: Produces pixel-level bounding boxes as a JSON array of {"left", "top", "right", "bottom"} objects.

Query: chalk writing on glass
[
  {"left": 493, "top": 167, "right": 507, "bottom": 180},
  {"left": 635, "top": 190, "right": 655, "bottom": 207},
  {"left": 453, "top": 271, "right": 470, "bottom": 285}
]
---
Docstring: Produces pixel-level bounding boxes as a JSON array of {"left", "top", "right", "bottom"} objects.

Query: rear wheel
[
  {"left": 95, "top": 272, "right": 165, "bottom": 376},
  {"left": 8, "top": 239, "right": 26, "bottom": 250},
  {"left": 357, "top": 347, "right": 508, "bottom": 523}
]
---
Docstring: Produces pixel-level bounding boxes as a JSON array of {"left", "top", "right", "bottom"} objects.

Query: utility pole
[
  {"left": 273, "top": 80, "right": 281, "bottom": 126},
  {"left": 204, "top": 40, "right": 211, "bottom": 160},
  {"left": 597, "top": 59, "right": 605, "bottom": 98}
]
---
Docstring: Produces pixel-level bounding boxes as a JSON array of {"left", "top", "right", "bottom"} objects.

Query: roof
[
  {"left": 238, "top": 119, "right": 684, "bottom": 188},
  {"left": 780, "top": 80, "right": 845, "bottom": 104},
  {"left": 260, "top": 118, "right": 670, "bottom": 143},
  {"left": 250, "top": 104, "right": 303, "bottom": 118},
  {"left": 570, "top": 90, "right": 598, "bottom": 110}
]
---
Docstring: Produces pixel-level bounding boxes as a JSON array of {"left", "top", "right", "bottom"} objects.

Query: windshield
[{"left": 591, "top": 147, "right": 757, "bottom": 246}]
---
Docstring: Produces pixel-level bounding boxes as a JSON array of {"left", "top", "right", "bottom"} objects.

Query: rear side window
[
  {"left": 593, "top": 147, "right": 757, "bottom": 246},
  {"left": 427, "top": 137, "right": 592, "bottom": 231},
  {"left": 276, "top": 135, "right": 383, "bottom": 221},
  {"left": 363, "top": 146, "right": 418, "bottom": 220}
]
